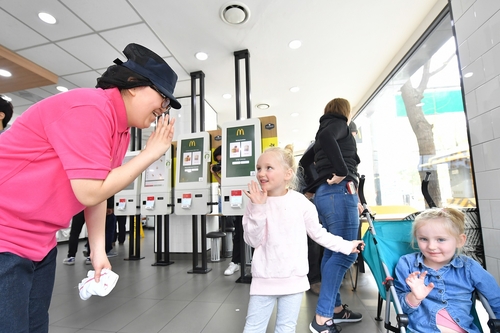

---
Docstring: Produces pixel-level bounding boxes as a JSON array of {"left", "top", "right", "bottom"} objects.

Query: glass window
[{"left": 355, "top": 12, "right": 474, "bottom": 212}]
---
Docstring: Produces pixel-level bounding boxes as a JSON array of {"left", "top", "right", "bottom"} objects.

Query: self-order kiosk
[
  {"left": 114, "top": 151, "right": 141, "bottom": 216},
  {"left": 174, "top": 132, "right": 212, "bottom": 215},
  {"left": 140, "top": 148, "right": 174, "bottom": 216},
  {"left": 221, "top": 118, "right": 262, "bottom": 216}
]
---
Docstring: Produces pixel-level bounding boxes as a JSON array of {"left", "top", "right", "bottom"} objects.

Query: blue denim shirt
[{"left": 394, "top": 253, "right": 500, "bottom": 333}]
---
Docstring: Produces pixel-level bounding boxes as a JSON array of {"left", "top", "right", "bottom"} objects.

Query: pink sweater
[{"left": 243, "top": 190, "right": 353, "bottom": 295}]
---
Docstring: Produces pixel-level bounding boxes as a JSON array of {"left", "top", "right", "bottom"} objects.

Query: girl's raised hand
[
  {"left": 406, "top": 271, "right": 434, "bottom": 302},
  {"left": 244, "top": 180, "right": 267, "bottom": 204}
]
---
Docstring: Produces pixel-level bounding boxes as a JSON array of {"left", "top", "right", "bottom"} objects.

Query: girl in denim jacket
[{"left": 395, "top": 208, "right": 500, "bottom": 333}]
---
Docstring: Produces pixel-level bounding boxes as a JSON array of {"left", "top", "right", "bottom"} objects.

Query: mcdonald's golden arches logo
[
  {"left": 188, "top": 140, "right": 196, "bottom": 147},
  {"left": 236, "top": 128, "right": 245, "bottom": 136}
]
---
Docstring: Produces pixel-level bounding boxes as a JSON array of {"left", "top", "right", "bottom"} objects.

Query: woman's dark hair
[
  {"left": 213, "top": 146, "right": 222, "bottom": 160},
  {"left": 96, "top": 65, "right": 152, "bottom": 90},
  {"left": 0, "top": 98, "right": 14, "bottom": 128}
]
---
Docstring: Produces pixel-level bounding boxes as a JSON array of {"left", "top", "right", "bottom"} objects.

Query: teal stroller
[{"left": 358, "top": 175, "right": 500, "bottom": 333}]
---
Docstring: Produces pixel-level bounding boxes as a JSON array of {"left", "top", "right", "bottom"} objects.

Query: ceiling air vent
[{"left": 220, "top": 2, "right": 251, "bottom": 25}]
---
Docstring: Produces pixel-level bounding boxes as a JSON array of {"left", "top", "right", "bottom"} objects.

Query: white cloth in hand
[{"left": 78, "top": 269, "right": 119, "bottom": 300}]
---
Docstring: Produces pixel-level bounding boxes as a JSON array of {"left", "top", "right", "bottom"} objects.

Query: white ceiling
[{"left": 0, "top": 0, "right": 445, "bottom": 152}]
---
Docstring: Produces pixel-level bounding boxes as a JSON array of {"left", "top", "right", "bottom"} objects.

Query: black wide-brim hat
[{"left": 114, "top": 43, "right": 181, "bottom": 109}]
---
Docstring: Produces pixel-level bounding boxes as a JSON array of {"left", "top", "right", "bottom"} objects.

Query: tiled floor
[{"left": 49, "top": 229, "right": 489, "bottom": 333}]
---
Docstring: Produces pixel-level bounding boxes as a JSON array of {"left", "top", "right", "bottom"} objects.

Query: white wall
[{"left": 451, "top": 0, "right": 500, "bottom": 283}]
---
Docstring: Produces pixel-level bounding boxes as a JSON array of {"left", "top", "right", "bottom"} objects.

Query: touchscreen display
[
  {"left": 225, "top": 124, "right": 256, "bottom": 178},
  {"left": 179, "top": 137, "right": 204, "bottom": 183}
]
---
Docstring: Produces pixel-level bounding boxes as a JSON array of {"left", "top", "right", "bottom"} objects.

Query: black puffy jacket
[{"left": 303, "top": 113, "right": 360, "bottom": 193}]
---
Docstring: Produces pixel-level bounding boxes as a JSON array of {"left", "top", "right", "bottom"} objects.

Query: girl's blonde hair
[
  {"left": 262, "top": 144, "right": 298, "bottom": 190},
  {"left": 412, "top": 207, "right": 465, "bottom": 249},
  {"left": 324, "top": 98, "right": 351, "bottom": 119}
]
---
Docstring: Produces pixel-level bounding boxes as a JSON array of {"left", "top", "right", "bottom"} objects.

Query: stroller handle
[{"left": 358, "top": 175, "right": 367, "bottom": 205}]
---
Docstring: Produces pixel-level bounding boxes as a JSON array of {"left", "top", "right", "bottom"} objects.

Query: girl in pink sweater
[{"left": 242, "top": 145, "right": 364, "bottom": 333}]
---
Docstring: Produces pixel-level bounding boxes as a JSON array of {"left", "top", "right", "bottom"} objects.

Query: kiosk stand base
[
  {"left": 152, "top": 215, "right": 174, "bottom": 266},
  {"left": 188, "top": 267, "right": 212, "bottom": 274},
  {"left": 187, "top": 215, "right": 212, "bottom": 274},
  {"left": 124, "top": 214, "right": 145, "bottom": 261}
]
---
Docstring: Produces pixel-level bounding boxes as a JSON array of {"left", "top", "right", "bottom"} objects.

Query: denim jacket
[{"left": 394, "top": 253, "right": 500, "bottom": 333}]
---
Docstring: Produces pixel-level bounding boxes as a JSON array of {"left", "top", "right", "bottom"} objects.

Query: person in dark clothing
[
  {"left": 298, "top": 142, "right": 323, "bottom": 295},
  {"left": 114, "top": 215, "right": 127, "bottom": 245},
  {"left": 63, "top": 197, "right": 117, "bottom": 265},
  {"left": 307, "top": 98, "right": 362, "bottom": 333},
  {"left": 301, "top": 121, "right": 360, "bottom": 297},
  {"left": 210, "top": 146, "right": 242, "bottom": 276}
]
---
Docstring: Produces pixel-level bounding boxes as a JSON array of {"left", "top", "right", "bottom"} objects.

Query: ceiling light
[
  {"left": 0, "top": 69, "right": 12, "bottom": 77},
  {"left": 291, "top": 112, "right": 299, "bottom": 117},
  {"left": 289, "top": 86, "right": 300, "bottom": 93},
  {"left": 56, "top": 86, "right": 68, "bottom": 92},
  {"left": 464, "top": 72, "right": 473, "bottom": 78},
  {"left": 288, "top": 40, "right": 302, "bottom": 49},
  {"left": 223, "top": 93, "right": 232, "bottom": 99},
  {"left": 195, "top": 52, "right": 208, "bottom": 60},
  {"left": 292, "top": 129, "right": 299, "bottom": 133},
  {"left": 220, "top": 3, "right": 251, "bottom": 25},
  {"left": 1, "top": 95, "right": 12, "bottom": 102},
  {"left": 38, "top": 12, "right": 57, "bottom": 24},
  {"left": 256, "top": 103, "right": 270, "bottom": 110}
]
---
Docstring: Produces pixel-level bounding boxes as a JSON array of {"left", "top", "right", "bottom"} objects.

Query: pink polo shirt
[{"left": 0, "top": 88, "right": 130, "bottom": 261}]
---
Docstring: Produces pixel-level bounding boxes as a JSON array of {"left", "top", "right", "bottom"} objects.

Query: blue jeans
[
  {"left": 244, "top": 293, "right": 303, "bottom": 333},
  {"left": 0, "top": 247, "right": 57, "bottom": 333},
  {"left": 314, "top": 181, "right": 359, "bottom": 318}
]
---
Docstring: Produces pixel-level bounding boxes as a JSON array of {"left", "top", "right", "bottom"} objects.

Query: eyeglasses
[{"left": 150, "top": 85, "right": 171, "bottom": 111}]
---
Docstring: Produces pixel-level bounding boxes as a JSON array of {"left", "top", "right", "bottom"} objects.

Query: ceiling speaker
[{"left": 220, "top": 2, "right": 250, "bottom": 25}]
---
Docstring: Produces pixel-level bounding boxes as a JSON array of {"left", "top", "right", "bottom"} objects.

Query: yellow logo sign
[
  {"left": 188, "top": 140, "right": 196, "bottom": 147},
  {"left": 236, "top": 128, "right": 245, "bottom": 136}
]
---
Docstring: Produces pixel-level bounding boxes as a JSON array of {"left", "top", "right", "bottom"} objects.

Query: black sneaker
[
  {"left": 310, "top": 317, "right": 342, "bottom": 333},
  {"left": 333, "top": 304, "right": 362, "bottom": 323}
]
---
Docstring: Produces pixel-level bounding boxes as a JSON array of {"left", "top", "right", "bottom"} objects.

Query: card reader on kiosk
[
  {"left": 221, "top": 118, "right": 262, "bottom": 216},
  {"left": 140, "top": 148, "right": 174, "bottom": 216},
  {"left": 174, "top": 132, "right": 212, "bottom": 215},
  {"left": 115, "top": 151, "right": 142, "bottom": 216}
]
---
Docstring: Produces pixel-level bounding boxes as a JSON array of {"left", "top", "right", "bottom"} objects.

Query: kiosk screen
[
  {"left": 122, "top": 155, "right": 135, "bottom": 191},
  {"left": 225, "top": 124, "right": 256, "bottom": 178},
  {"left": 144, "top": 156, "right": 167, "bottom": 187},
  {"left": 179, "top": 137, "right": 204, "bottom": 183}
]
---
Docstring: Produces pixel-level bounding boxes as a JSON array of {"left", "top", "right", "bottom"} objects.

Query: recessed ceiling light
[
  {"left": 289, "top": 40, "right": 302, "bottom": 49},
  {"left": 223, "top": 93, "right": 232, "bottom": 99},
  {"left": 291, "top": 112, "right": 299, "bottom": 117},
  {"left": 464, "top": 72, "right": 473, "bottom": 78},
  {"left": 1, "top": 95, "right": 12, "bottom": 102},
  {"left": 256, "top": 103, "right": 270, "bottom": 110},
  {"left": 38, "top": 12, "right": 57, "bottom": 24},
  {"left": 289, "top": 86, "right": 300, "bottom": 93},
  {"left": 195, "top": 52, "right": 208, "bottom": 60},
  {"left": 0, "top": 69, "right": 12, "bottom": 77},
  {"left": 56, "top": 86, "right": 68, "bottom": 92}
]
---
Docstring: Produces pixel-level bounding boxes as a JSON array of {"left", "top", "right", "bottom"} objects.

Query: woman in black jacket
[{"left": 307, "top": 98, "right": 362, "bottom": 333}]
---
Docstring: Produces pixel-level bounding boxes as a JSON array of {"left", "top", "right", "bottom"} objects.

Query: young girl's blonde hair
[
  {"left": 412, "top": 207, "right": 465, "bottom": 250},
  {"left": 262, "top": 144, "right": 298, "bottom": 190}
]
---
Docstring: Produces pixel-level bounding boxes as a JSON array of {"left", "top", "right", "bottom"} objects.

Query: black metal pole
[
  {"left": 233, "top": 50, "right": 252, "bottom": 284},
  {"left": 187, "top": 71, "right": 211, "bottom": 274}
]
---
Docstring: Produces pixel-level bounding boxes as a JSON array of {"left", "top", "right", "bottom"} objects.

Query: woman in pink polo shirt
[{"left": 0, "top": 43, "right": 180, "bottom": 333}]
